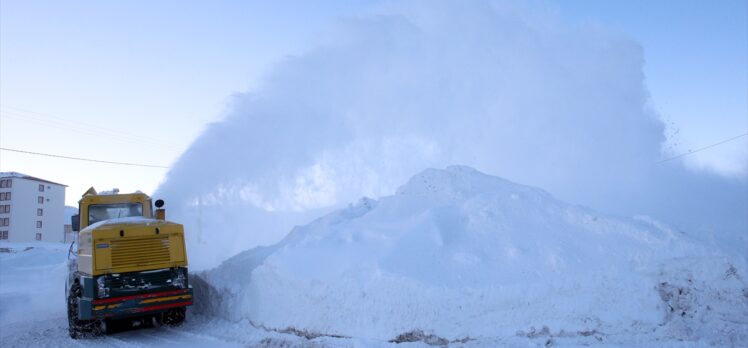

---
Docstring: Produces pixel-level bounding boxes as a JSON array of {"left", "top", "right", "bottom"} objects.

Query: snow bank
[
  {"left": 197, "top": 166, "right": 747, "bottom": 345},
  {"left": 0, "top": 243, "right": 70, "bottom": 325}
]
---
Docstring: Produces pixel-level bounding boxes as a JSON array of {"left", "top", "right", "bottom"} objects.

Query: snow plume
[{"left": 156, "top": 0, "right": 746, "bottom": 270}]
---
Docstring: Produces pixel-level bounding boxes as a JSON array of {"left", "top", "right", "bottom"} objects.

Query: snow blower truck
[{"left": 66, "top": 188, "right": 192, "bottom": 338}]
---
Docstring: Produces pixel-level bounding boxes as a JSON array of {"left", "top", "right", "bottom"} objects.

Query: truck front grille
[
  {"left": 100, "top": 268, "right": 183, "bottom": 296},
  {"left": 111, "top": 236, "right": 171, "bottom": 268}
]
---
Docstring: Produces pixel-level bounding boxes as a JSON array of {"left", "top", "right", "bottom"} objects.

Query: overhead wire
[
  {"left": 0, "top": 110, "right": 182, "bottom": 151},
  {"left": 3, "top": 104, "right": 744, "bottom": 168},
  {"left": 0, "top": 104, "right": 179, "bottom": 170},
  {"left": 0, "top": 112, "right": 180, "bottom": 152},
  {"left": 657, "top": 132, "right": 748, "bottom": 164},
  {"left": 0, "top": 147, "right": 170, "bottom": 169},
  {"left": 0, "top": 104, "right": 183, "bottom": 151},
  {"left": 1, "top": 104, "right": 172, "bottom": 140}
]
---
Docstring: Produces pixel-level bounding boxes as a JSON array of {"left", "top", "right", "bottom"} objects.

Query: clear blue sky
[{"left": 1, "top": 0, "right": 745, "bottom": 205}]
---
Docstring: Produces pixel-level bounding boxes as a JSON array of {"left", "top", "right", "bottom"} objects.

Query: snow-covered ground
[{"left": 1, "top": 167, "right": 746, "bottom": 347}]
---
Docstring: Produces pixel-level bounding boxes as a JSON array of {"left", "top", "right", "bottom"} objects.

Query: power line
[
  {"left": 0, "top": 104, "right": 183, "bottom": 150},
  {"left": 657, "top": 132, "right": 748, "bottom": 164},
  {"left": 0, "top": 147, "right": 170, "bottom": 169},
  {"left": 0, "top": 111, "right": 177, "bottom": 151}
]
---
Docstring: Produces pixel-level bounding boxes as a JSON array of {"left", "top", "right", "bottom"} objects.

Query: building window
[
  {"left": 37, "top": 208, "right": 43, "bottom": 216},
  {"left": 0, "top": 231, "right": 7, "bottom": 240},
  {"left": 39, "top": 184, "right": 44, "bottom": 192},
  {"left": 0, "top": 192, "right": 10, "bottom": 201},
  {"left": 38, "top": 196, "right": 44, "bottom": 204},
  {"left": 35, "top": 233, "right": 42, "bottom": 241},
  {"left": 0, "top": 218, "right": 8, "bottom": 226},
  {"left": 1, "top": 205, "right": 9, "bottom": 213},
  {"left": 36, "top": 221, "right": 43, "bottom": 228},
  {"left": 0, "top": 179, "right": 10, "bottom": 188}
]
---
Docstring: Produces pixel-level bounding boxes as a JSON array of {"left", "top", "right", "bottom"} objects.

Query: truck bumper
[{"left": 80, "top": 288, "right": 193, "bottom": 320}]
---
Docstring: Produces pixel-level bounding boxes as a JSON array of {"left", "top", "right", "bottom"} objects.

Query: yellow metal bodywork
[{"left": 76, "top": 189, "right": 188, "bottom": 276}]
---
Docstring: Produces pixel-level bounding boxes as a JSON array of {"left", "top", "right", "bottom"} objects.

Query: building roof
[{"left": 0, "top": 171, "right": 67, "bottom": 187}]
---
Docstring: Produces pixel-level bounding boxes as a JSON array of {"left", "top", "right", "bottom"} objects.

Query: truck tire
[
  {"left": 159, "top": 307, "right": 186, "bottom": 326},
  {"left": 67, "top": 283, "right": 83, "bottom": 339},
  {"left": 67, "top": 283, "right": 104, "bottom": 338}
]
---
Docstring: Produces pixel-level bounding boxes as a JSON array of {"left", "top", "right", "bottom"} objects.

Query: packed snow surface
[{"left": 197, "top": 166, "right": 747, "bottom": 345}]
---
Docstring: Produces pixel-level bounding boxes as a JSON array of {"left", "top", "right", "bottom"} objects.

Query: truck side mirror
[{"left": 71, "top": 214, "right": 80, "bottom": 232}]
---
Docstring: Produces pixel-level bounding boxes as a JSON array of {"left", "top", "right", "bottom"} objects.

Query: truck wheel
[
  {"left": 67, "top": 283, "right": 83, "bottom": 339},
  {"left": 67, "top": 283, "right": 104, "bottom": 338},
  {"left": 160, "top": 307, "right": 186, "bottom": 326}
]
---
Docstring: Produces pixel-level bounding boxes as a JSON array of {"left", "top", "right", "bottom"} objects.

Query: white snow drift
[
  {"left": 0, "top": 243, "right": 69, "bottom": 326},
  {"left": 196, "top": 166, "right": 747, "bottom": 345}
]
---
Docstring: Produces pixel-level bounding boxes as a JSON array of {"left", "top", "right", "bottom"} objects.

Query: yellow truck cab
[{"left": 66, "top": 187, "right": 192, "bottom": 338}]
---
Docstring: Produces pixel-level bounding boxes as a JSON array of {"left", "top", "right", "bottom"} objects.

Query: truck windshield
[{"left": 88, "top": 203, "right": 143, "bottom": 225}]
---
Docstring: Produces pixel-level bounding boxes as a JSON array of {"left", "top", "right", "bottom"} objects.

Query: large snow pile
[{"left": 196, "top": 166, "right": 747, "bottom": 345}]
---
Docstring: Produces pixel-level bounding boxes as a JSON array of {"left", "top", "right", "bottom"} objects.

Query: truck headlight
[
  {"left": 172, "top": 268, "right": 187, "bottom": 289},
  {"left": 97, "top": 276, "right": 109, "bottom": 298}
]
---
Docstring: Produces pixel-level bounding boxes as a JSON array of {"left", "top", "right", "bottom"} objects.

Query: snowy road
[
  {"left": 0, "top": 313, "right": 617, "bottom": 348},
  {"left": 4, "top": 312, "right": 502, "bottom": 348},
  {"left": 0, "top": 313, "right": 385, "bottom": 348},
  {"left": 1, "top": 315, "right": 240, "bottom": 348}
]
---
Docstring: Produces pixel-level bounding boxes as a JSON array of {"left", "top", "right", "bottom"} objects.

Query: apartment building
[{"left": 0, "top": 172, "right": 66, "bottom": 243}]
